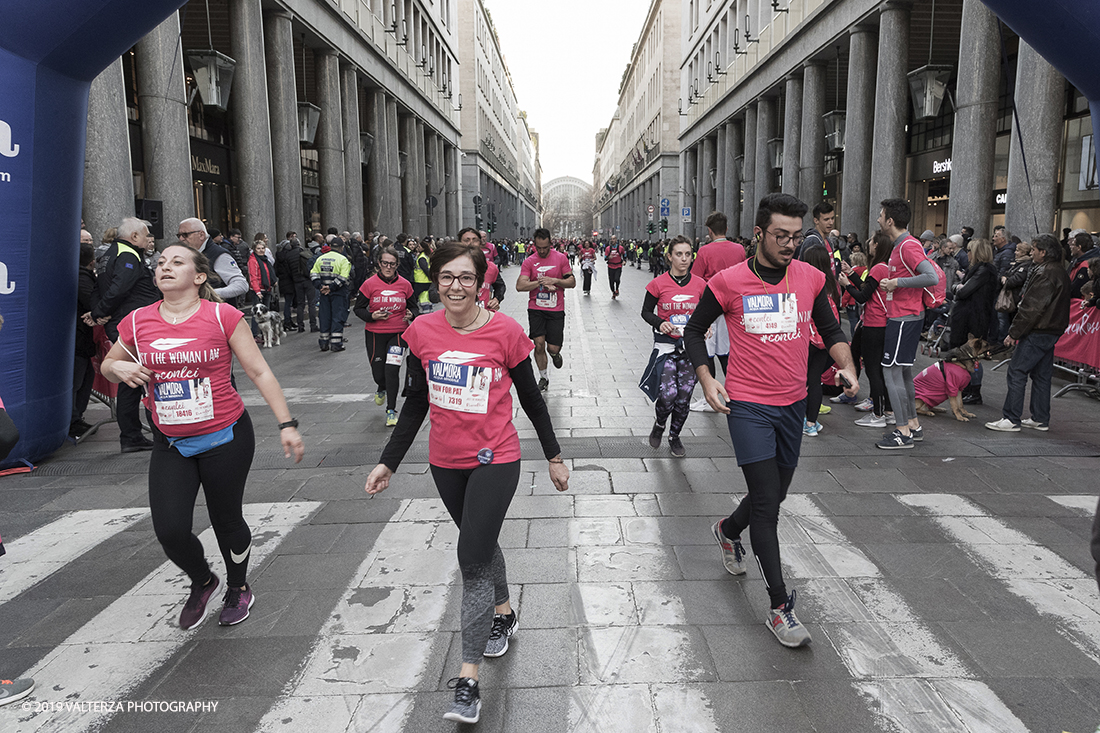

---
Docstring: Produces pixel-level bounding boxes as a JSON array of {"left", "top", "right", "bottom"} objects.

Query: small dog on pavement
[
  {"left": 253, "top": 303, "right": 285, "bottom": 348},
  {"left": 914, "top": 337, "right": 987, "bottom": 422}
]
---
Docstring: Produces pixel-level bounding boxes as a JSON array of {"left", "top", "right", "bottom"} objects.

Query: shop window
[{"left": 907, "top": 101, "right": 955, "bottom": 155}]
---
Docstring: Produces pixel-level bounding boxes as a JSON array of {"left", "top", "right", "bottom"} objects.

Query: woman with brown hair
[{"left": 949, "top": 238, "right": 999, "bottom": 405}]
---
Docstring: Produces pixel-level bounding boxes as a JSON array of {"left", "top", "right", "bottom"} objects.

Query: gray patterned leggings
[{"left": 656, "top": 352, "right": 696, "bottom": 438}]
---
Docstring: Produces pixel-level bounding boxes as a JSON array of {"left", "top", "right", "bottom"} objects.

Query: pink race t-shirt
[
  {"left": 116, "top": 299, "right": 244, "bottom": 437},
  {"left": 914, "top": 361, "right": 972, "bottom": 406},
  {"left": 645, "top": 272, "right": 707, "bottom": 341},
  {"left": 403, "top": 310, "right": 535, "bottom": 469},
  {"left": 605, "top": 244, "right": 625, "bottom": 269},
  {"left": 707, "top": 259, "right": 827, "bottom": 406},
  {"left": 886, "top": 235, "right": 928, "bottom": 318},
  {"left": 520, "top": 249, "right": 572, "bottom": 312},
  {"left": 359, "top": 274, "right": 413, "bottom": 333},
  {"left": 862, "top": 262, "right": 891, "bottom": 328},
  {"left": 477, "top": 260, "right": 501, "bottom": 310},
  {"left": 694, "top": 239, "right": 747, "bottom": 281}
]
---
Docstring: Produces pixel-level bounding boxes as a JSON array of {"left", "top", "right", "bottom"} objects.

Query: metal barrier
[
  {"left": 72, "top": 389, "right": 117, "bottom": 445},
  {"left": 1053, "top": 358, "right": 1100, "bottom": 399}
]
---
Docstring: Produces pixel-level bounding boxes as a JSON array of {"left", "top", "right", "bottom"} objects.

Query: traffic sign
[
  {"left": 646, "top": 204, "right": 654, "bottom": 214},
  {"left": 660, "top": 205, "right": 670, "bottom": 217},
  {"left": 660, "top": 198, "right": 670, "bottom": 208},
  {"left": 682, "top": 207, "right": 692, "bottom": 223}
]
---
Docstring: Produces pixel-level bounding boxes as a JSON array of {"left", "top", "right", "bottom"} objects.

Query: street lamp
[
  {"left": 360, "top": 132, "right": 374, "bottom": 166},
  {"left": 767, "top": 138, "right": 784, "bottom": 169},
  {"left": 907, "top": 65, "right": 953, "bottom": 121},
  {"left": 298, "top": 102, "right": 321, "bottom": 145},
  {"left": 185, "top": 49, "right": 236, "bottom": 111}
]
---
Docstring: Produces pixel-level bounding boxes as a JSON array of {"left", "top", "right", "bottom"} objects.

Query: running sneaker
[
  {"left": 689, "top": 397, "right": 716, "bottom": 413},
  {"left": 830, "top": 393, "right": 858, "bottom": 404},
  {"left": 443, "top": 678, "right": 481, "bottom": 724},
  {"left": 802, "top": 419, "right": 821, "bottom": 437},
  {"left": 910, "top": 426, "right": 924, "bottom": 442},
  {"left": 1020, "top": 418, "right": 1049, "bottom": 431},
  {"left": 712, "top": 519, "right": 746, "bottom": 575},
  {"left": 179, "top": 573, "right": 220, "bottom": 630},
  {"left": 854, "top": 413, "right": 887, "bottom": 428},
  {"left": 483, "top": 611, "right": 518, "bottom": 658},
  {"left": 648, "top": 422, "right": 665, "bottom": 450},
  {"left": 0, "top": 678, "right": 35, "bottom": 707},
  {"left": 818, "top": 404, "right": 832, "bottom": 415},
  {"left": 538, "top": 377, "right": 549, "bottom": 392},
  {"left": 985, "top": 418, "right": 1021, "bottom": 432},
  {"left": 218, "top": 584, "right": 255, "bottom": 626},
  {"left": 876, "top": 429, "right": 914, "bottom": 450},
  {"left": 853, "top": 398, "right": 874, "bottom": 412},
  {"left": 386, "top": 410, "right": 398, "bottom": 427},
  {"left": 551, "top": 352, "right": 563, "bottom": 369},
  {"left": 669, "top": 435, "right": 686, "bottom": 457},
  {"left": 766, "top": 591, "right": 812, "bottom": 648},
  {"left": 374, "top": 391, "right": 386, "bottom": 406}
]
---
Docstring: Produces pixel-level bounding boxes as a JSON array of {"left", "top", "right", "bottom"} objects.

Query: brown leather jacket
[{"left": 1009, "top": 262, "right": 1071, "bottom": 340}]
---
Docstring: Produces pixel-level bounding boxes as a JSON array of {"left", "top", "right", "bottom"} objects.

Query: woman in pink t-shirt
[
  {"left": 801, "top": 247, "right": 841, "bottom": 436},
  {"left": 840, "top": 230, "right": 896, "bottom": 426},
  {"left": 364, "top": 242, "right": 568, "bottom": 725},
  {"left": 101, "top": 245, "right": 304, "bottom": 631}
]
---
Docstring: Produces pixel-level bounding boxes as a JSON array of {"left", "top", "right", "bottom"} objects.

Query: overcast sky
[{"left": 485, "top": 1, "right": 654, "bottom": 186}]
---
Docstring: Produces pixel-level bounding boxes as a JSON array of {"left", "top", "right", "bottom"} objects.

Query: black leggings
[
  {"left": 431, "top": 461, "right": 521, "bottom": 664},
  {"left": 608, "top": 267, "right": 622, "bottom": 293},
  {"left": 149, "top": 410, "right": 255, "bottom": 587},
  {"left": 365, "top": 330, "right": 406, "bottom": 410},
  {"left": 720, "top": 458, "right": 796, "bottom": 608},
  {"left": 860, "top": 325, "right": 892, "bottom": 416},
  {"left": 582, "top": 268, "right": 593, "bottom": 292},
  {"left": 805, "top": 346, "right": 834, "bottom": 422}
]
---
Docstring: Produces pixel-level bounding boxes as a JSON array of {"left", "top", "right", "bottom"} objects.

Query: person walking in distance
[
  {"left": 365, "top": 241, "right": 568, "bottom": 724},
  {"left": 605, "top": 237, "right": 626, "bottom": 298},
  {"left": 459, "top": 228, "right": 506, "bottom": 310},
  {"left": 579, "top": 240, "right": 597, "bottom": 294},
  {"left": 310, "top": 239, "right": 352, "bottom": 353},
  {"left": 516, "top": 228, "right": 575, "bottom": 392},
  {"left": 100, "top": 245, "right": 304, "bottom": 630},
  {"left": 684, "top": 193, "right": 858, "bottom": 648},
  {"left": 641, "top": 236, "right": 707, "bottom": 457},
  {"left": 354, "top": 247, "right": 416, "bottom": 427}
]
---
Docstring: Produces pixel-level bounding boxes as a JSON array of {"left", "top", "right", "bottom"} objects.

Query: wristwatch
[{"left": 278, "top": 419, "right": 299, "bottom": 430}]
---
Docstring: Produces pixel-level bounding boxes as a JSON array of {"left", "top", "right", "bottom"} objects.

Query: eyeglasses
[
  {"left": 438, "top": 273, "right": 477, "bottom": 288},
  {"left": 766, "top": 230, "right": 803, "bottom": 246},
  {"left": 379, "top": 260, "right": 398, "bottom": 268},
  {"left": 177, "top": 231, "right": 202, "bottom": 238}
]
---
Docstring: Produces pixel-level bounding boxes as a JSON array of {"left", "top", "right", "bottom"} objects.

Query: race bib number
[
  {"left": 428, "top": 360, "right": 491, "bottom": 414},
  {"left": 153, "top": 378, "right": 214, "bottom": 425},
  {"left": 669, "top": 313, "right": 689, "bottom": 337},
  {"left": 386, "top": 345, "right": 405, "bottom": 365},
  {"left": 535, "top": 289, "right": 558, "bottom": 308},
  {"left": 742, "top": 293, "right": 798, "bottom": 335}
]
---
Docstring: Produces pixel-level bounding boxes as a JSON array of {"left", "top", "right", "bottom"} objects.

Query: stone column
[
  {"left": 445, "top": 143, "right": 459, "bottom": 234},
  {"left": 701, "top": 135, "right": 717, "bottom": 218},
  {"left": 947, "top": 0, "right": 1001, "bottom": 239},
  {"left": 385, "top": 97, "right": 402, "bottom": 234},
  {"left": 868, "top": 1, "right": 911, "bottom": 237},
  {"left": 755, "top": 97, "right": 776, "bottom": 201},
  {"left": 840, "top": 26, "right": 877, "bottom": 240},
  {"left": 715, "top": 129, "right": 726, "bottom": 220},
  {"left": 782, "top": 74, "right": 803, "bottom": 197},
  {"left": 229, "top": 0, "right": 276, "bottom": 240},
  {"left": 724, "top": 121, "right": 742, "bottom": 234},
  {"left": 398, "top": 114, "right": 417, "bottom": 234},
  {"left": 365, "top": 89, "right": 391, "bottom": 234},
  {"left": 741, "top": 104, "right": 757, "bottom": 235},
  {"left": 83, "top": 58, "right": 134, "bottom": 244},
  {"left": 135, "top": 11, "right": 193, "bottom": 244},
  {"left": 684, "top": 146, "right": 697, "bottom": 241},
  {"left": 800, "top": 61, "right": 826, "bottom": 214},
  {"left": 315, "top": 49, "right": 346, "bottom": 231},
  {"left": 341, "top": 65, "right": 364, "bottom": 234},
  {"left": 263, "top": 11, "right": 303, "bottom": 242},
  {"left": 1005, "top": 41, "right": 1065, "bottom": 242},
  {"left": 414, "top": 119, "right": 428, "bottom": 236},
  {"left": 425, "top": 132, "right": 441, "bottom": 235}
]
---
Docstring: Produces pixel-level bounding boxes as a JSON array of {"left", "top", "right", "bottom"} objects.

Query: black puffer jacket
[{"left": 949, "top": 262, "right": 998, "bottom": 347}]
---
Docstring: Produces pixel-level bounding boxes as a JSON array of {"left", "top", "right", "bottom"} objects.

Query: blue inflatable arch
[{"left": 0, "top": 0, "right": 187, "bottom": 466}]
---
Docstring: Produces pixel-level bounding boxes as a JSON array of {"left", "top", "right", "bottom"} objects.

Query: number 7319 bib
[{"left": 428, "top": 360, "right": 490, "bottom": 414}]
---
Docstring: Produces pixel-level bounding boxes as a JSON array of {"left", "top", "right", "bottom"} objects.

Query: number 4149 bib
[{"left": 742, "top": 293, "right": 798, "bottom": 335}]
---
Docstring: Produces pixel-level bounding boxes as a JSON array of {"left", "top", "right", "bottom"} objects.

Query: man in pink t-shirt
[{"left": 516, "top": 228, "right": 575, "bottom": 391}]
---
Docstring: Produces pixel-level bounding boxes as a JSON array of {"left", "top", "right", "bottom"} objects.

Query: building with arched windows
[{"left": 543, "top": 176, "right": 593, "bottom": 240}]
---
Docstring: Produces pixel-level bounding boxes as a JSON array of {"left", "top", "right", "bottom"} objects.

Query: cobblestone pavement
[{"left": 2, "top": 262, "right": 1099, "bottom": 733}]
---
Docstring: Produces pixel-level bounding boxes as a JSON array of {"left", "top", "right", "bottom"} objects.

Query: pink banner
[{"left": 1054, "top": 299, "right": 1100, "bottom": 369}]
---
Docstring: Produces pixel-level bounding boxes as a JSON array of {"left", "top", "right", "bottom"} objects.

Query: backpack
[
  {"left": 298, "top": 247, "right": 315, "bottom": 278},
  {"left": 607, "top": 245, "right": 623, "bottom": 266},
  {"left": 901, "top": 247, "right": 946, "bottom": 310}
]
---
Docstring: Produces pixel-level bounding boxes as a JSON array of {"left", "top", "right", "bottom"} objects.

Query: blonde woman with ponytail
[{"left": 101, "top": 244, "right": 303, "bottom": 631}]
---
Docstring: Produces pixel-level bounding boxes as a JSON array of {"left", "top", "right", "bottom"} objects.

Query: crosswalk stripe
[
  {"left": 257, "top": 498, "right": 460, "bottom": 732},
  {"left": 11, "top": 501, "right": 321, "bottom": 733},
  {"left": 1047, "top": 494, "right": 1099, "bottom": 515},
  {"left": 572, "top": 512, "right": 721, "bottom": 732},
  {"left": 897, "top": 493, "right": 1100, "bottom": 667},
  {"left": 0, "top": 508, "right": 150, "bottom": 604},
  {"left": 781, "top": 495, "right": 1029, "bottom": 733}
]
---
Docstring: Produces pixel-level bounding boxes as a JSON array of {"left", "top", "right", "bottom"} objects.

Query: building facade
[
  {"left": 82, "top": 0, "right": 466, "bottom": 248},
  {"left": 543, "top": 176, "right": 594, "bottom": 240},
  {"left": 675, "top": 0, "right": 1096, "bottom": 244},
  {"left": 456, "top": 0, "right": 541, "bottom": 240},
  {"left": 593, "top": 0, "right": 682, "bottom": 241}
]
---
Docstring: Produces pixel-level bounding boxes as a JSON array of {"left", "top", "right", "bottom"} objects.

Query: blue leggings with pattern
[{"left": 656, "top": 352, "right": 696, "bottom": 438}]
